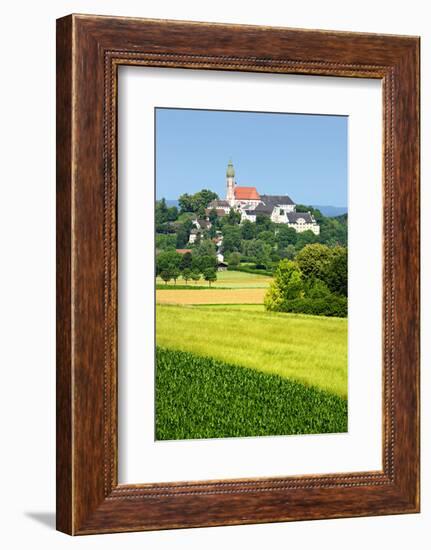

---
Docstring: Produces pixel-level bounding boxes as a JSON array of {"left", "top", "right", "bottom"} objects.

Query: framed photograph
[{"left": 56, "top": 14, "right": 420, "bottom": 535}]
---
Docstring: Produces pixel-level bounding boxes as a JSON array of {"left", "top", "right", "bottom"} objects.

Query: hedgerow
[{"left": 272, "top": 295, "right": 347, "bottom": 318}]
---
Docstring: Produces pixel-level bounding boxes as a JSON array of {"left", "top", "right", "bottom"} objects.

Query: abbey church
[{"left": 207, "top": 160, "right": 320, "bottom": 235}]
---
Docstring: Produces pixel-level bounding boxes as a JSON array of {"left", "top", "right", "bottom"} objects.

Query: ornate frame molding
[{"left": 57, "top": 15, "right": 419, "bottom": 534}]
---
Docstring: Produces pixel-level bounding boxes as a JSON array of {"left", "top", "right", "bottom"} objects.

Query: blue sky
[{"left": 155, "top": 108, "right": 348, "bottom": 207}]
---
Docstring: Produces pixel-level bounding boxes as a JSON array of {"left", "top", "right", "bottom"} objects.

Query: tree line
[{"left": 156, "top": 242, "right": 218, "bottom": 287}]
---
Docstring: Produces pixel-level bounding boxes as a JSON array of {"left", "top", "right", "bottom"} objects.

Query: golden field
[{"left": 156, "top": 287, "right": 267, "bottom": 305}]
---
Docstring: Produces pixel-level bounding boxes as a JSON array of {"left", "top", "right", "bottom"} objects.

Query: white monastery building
[{"left": 208, "top": 160, "right": 320, "bottom": 235}]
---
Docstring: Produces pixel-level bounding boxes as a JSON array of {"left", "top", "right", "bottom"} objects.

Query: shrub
[
  {"left": 228, "top": 251, "right": 241, "bottom": 267},
  {"left": 274, "top": 295, "right": 347, "bottom": 317},
  {"left": 303, "top": 278, "right": 331, "bottom": 299},
  {"left": 227, "top": 265, "right": 273, "bottom": 276},
  {"left": 264, "top": 259, "right": 303, "bottom": 311}
]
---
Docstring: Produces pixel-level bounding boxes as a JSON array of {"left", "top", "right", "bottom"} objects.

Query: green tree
[
  {"left": 296, "top": 243, "right": 333, "bottom": 281},
  {"left": 180, "top": 251, "right": 192, "bottom": 270},
  {"left": 259, "top": 230, "right": 276, "bottom": 246},
  {"left": 171, "top": 267, "right": 181, "bottom": 285},
  {"left": 166, "top": 206, "right": 178, "bottom": 221},
  {"left": 208, "top": 208, "right": 218, "bottom": 226},
  {"left": 242, "top": 239, "right": 271, "bottom": 268},
  {"left": 319, "top": 215, "right": 348, "bottom": 247},
  {"left": 203, "top": 268, "right": 217, "bottom": 287},
  {"left": 178, "top": 193, "right": 194, "bottom": 213},
  {"left": 326, "top": 246, "right": 348, "bottom": 296},
  {"left": 228, "top": 251, "right": 241, "bottom": 267},
  {"left": 208, "top": 224, "right": 217, "bottom": 239},
  {"left": 241, "top": 219, "right": 256, "bottom": 240},
  {"left": 155, "top": 198, "right": 169, "bottom": 224},
  {"left": 303, "top": 278, "right": 331, "bottom": 299},
  {"left": 295, "top": 230, "right": 318, "bottom": 251},
  {"left": 194, "top": 239, "right": 216, "bottom": 257},
  {"left": 226, "top": 208, "right": 241, "bottom": 225},
  {"left": 221, "top": 225, "right": 241, "bottom": 253},
  {"left": 160, "top": 270, "right": 172, "bottom": 285},
  {"left": 264, "top": 260, "right": 303, "bottom": 310},
  {"left": 176, "top": 225, "right": 189, "bottom": 248},
  {"left": 200, "top": 254, "right": 217, "bottom": 271},
  {"left": 275, "top": 225, "right": 297, "bottom": 248},
  {"left": 182, "top": 268, "right": 192, "bottom": 285},
  {"left": 255, "top": 214, "right": 272, "bottom": 230},
  {"left": 156, "top": 250, "right": 181, "bottom": 276},
  {"left": 192, "top": 189, "right": 219, "bottom": 213},
  {"left": 155, "top": 233, "right": 176, "bottom": 251},
  {"left": 191, "top": 270, "right": 201, "bottom": 285},
  {"left": 179, "top": 189, "right": 219, "bottom": 214},
  {"left": 284, "top": 244, "right": 296, "bottom": 260}
]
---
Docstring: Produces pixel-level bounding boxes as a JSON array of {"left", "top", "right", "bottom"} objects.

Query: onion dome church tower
[{"left": 226, "top": 159, "right": 236, "bottom": 205}]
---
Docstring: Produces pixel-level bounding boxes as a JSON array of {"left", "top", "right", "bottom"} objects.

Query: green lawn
[
  {"left": 156, "top": 347, "right": 347, "bottom": 440},
  {"left": 156, "top": 304, "right": 347, "bottom": 398}
]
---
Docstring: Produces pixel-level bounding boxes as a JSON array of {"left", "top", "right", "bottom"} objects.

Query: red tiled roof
[
  {"left": 234, "top": 186, "right": 260, "bottom": 200},
  {"left": 175, "top": 249, "right": 192, "bottom": 254}
]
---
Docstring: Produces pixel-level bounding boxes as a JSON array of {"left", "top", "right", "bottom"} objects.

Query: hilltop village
[{"left": 155, "top": 161, "right": 346, "bottom": 278}]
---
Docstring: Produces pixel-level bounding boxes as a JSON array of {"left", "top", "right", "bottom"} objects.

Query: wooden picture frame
[{"left": 56, "top": 14, "right": 420, "bottom": 535}]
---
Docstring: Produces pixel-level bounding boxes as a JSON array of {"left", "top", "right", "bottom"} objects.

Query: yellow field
[
  {"left": 157, "top": 304, "right": 348, "bottom": 398},
  {"left": 156, "top": 288, "right": 267, "bottom": 305}
]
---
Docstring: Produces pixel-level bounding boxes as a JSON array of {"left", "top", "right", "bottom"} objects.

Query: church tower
[{"left": 226, "top": 159, "right": 236, "bottom": 205}]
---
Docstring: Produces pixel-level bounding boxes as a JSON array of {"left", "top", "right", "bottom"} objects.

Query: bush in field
[
  {"left": 296, "top": 243, "right": 347, "bottom": 297},
  {"left": 303, "top": 278, "right": 331, "bottom": 299},
  {"left": 264, "top": 253, "right": 347, "bottom": 317},
  {"left": 296, "top": 243, "right": 333, "bottom": 281},
  {"left": 275, "top": 295, "right": 347, "bottom": 317},
  {"left": 228, "top": 251, "right": 241, "bottom": 267},
  {"left": 264, "top": 259, "right": 303, "bottom": 311},
  {"left": 227, "top": 265, "right": 272, "bottom": 276},
  {"left": 155, "top": 347, "right": 348, "bottom": 440}
]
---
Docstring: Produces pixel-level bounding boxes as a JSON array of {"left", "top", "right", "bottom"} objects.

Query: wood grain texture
[
  {"left": 56, "top": 15, "right": 73, "bottom": 535},
  {"left": 56, "top": 14, "right": 420, "bottom": 535}
]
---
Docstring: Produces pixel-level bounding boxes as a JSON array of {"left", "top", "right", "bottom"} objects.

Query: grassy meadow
[
  {"left": 156, "top": 270, "right": 272, "bottom": 288},
  {"left": 157, "top": 304, "right": 347, "bottom": 398},
  {"left": 155, "top": 269, "right": 348, "bottom": 440}
]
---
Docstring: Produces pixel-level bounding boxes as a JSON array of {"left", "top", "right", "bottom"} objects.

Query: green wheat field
[{"left": 155, "top": 271, "right": 348, "bottom": 440}]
